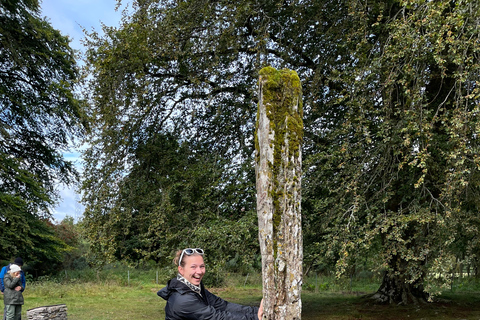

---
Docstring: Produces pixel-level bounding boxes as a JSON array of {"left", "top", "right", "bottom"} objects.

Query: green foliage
[
  {"left": 81, "top": 130, "right": 258, "bottom": 266},
  {"left": 81, "top": 0, "right": 480, "bottom": 302},
  {"left": 52, "top": 216, "right": 91, "bottom": 270},
  {"left": 22, "top": 218, "right": 70, "bottom": 276},
  {"left": 81, "top": 0, "right": 262, "bottom": 267},
  {"left": 0, "top": 0, "right": 87, "bottom": 270},
  {"left": 80, "top": 0, "right": 365, "bottom": 271},
  {"left": 303, "top": 0, "right": 480, "bottom": 301}
]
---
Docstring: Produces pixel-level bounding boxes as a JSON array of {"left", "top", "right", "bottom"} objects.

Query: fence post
[{"left": 244, "top": 273, "right": 249, "bottom": 287}]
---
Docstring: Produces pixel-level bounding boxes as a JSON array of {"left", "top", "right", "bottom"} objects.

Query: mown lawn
[
  {"left": 20, "top": 281, "right": 480, "bottom": 319},
  {"left": 23, "top": 282, "right": 164, "bottom": 320},
  {"left": 301, "top": 291, "right": 480, "bottom": 320}
]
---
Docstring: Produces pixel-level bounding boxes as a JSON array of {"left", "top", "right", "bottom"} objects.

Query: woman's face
[{"left": 178, "top": 254, "right": 205, "bottom": 286}]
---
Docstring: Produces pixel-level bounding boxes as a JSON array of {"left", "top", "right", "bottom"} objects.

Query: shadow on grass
[
  {"left": 220, "top": 287, "right": 480, "bottom": 320},
  {"left": 301, "top": 291, "right": 480, "bottom": 320}
]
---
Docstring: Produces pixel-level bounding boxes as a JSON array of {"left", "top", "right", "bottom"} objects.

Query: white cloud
[{"left": 52, "top": 184, "right": 83, "bottom": 223}]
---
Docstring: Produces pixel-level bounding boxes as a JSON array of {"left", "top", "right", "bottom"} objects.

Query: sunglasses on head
[{"left": 179, "top": 248, "right": 204, "bottom": 266}]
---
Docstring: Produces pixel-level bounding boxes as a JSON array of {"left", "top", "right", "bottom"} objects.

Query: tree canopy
[
  {"left": 0, "top": 0, "right": 87, "bottom": 265},
  {"left": 81, "top": 0, "right": 480, "bottom": 301},
  {"left": 303, "top": 0, "right": 480, "bottom": 303}
]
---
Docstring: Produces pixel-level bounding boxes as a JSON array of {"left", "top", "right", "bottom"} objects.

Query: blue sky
[
  {"left": 41, "top": 0, "right": 127, "bottom": 222},
  {"left": 41, "top": 0, "right": 127, "bottom": 53}
]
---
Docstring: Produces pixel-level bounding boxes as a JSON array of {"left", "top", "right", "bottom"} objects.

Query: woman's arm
[
  {"left": 171, "top": 291, "right": 259, "bottom": 320},
  {"left": 204, "top": 289, "right": 260, "bottom": 319}
]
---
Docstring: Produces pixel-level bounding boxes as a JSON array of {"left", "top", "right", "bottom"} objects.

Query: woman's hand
[{"left": 258, "top": 298, "right": 264, "bottom": 319}]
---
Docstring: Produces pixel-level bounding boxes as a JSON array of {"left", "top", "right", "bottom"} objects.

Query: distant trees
[
  {"left": 0, "top": 0, "right": 87, "bottom": 268},
  {"left": 81, "top": 0, "right": 480, "bottom": 303},
  {"left": 82, "top": 131, "right": 258, "bottom": 269},
  {"left": 53, "top": 216, "right": 89, "bottom": 270}
]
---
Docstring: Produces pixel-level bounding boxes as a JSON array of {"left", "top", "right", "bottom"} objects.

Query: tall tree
[
  {"left": 81, "top": 0, "right": 341, "bottom": 268},
  {"left": 304, "top": 0, "right": 480, "bottom": 303},
  {"left": 82, "top": 0, "right": 480, "bottom": 303},
  {"left": 81, "top": 0, "right": 264, "bottom": 267},
  {"left": 0, "top": 0, "right": 87, "bottom": 264}
]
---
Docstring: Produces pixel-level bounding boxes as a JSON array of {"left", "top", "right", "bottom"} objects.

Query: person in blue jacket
[
  {"left": 157, "top": 248, "right": 263, "bottom": 320},
  {"left": 1, "top": 258, "right": 26, "bottom": 320}
]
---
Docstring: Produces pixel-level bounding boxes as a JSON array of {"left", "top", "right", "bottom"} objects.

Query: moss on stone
[{"left": 257, "top": 66, "right": 303, "bottom": 260}]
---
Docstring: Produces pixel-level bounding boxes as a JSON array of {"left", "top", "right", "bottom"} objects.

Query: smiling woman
[{"left": 157, "top": 249, "right": 264, "bottom": 320}]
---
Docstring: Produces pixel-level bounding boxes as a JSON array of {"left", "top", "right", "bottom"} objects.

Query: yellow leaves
[
  {"left": 403, "top": 134, "right": 411, "bottom": 147},
  {"left": 414, "top": 175, "right": 424, "bottom": 189}
]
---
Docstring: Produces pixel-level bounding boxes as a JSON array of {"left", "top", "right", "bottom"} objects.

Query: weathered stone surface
[
  {"left": 256, "top": 67, "right": 303, "bottom": 320},
  {"left": 27, "top": 304, "right": 67, "bottom": 320}
]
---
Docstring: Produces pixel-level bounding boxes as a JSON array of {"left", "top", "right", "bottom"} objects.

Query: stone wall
[{"left": 27, "top": 304, "right": 67, "bottom": 320}]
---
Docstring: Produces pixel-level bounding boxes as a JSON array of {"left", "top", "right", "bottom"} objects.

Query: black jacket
[{"left": 157, "top": 277, "right": 259, "bottom": 320}]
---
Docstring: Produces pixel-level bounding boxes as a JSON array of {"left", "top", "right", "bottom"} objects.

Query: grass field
[{"left": 17, "top": 271, "right": 480, "bottom": 319}]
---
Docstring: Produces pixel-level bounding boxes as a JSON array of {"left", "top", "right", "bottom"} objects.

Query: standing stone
[
  {"left": 27, "top": 304, "right": 67, "bottom": 320},
  {"left": 255, "top": 67, "right": 303, "bottom": 320}
]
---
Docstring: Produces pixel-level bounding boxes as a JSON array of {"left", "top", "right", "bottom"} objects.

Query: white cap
[{"left": 10, "top": 264, "right": 21, "bottom": 273}]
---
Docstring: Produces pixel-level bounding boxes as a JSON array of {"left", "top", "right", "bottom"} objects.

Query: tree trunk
[
  {"left": 256, "top": 67, "right": 303, "bottom": 320},
  {"left": 371, "top": 271, "right": 428, "bottom": 305}
]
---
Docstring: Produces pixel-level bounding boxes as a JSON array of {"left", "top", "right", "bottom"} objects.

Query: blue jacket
[
  {"left": 158, "top": 277, "right": 259, "bottom": 320},
  {"left": 0, "top": 264, "right": 26, "bottom": 293}
]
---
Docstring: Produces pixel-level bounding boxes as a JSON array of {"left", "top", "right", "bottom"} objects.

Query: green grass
[
  {"left": 17, "top": 271, "right": 480, "bottom": 320},
  {"left": 301, "top": 291, "right": 480, "bottom": 320},
  {"left": 23, "top": 282, "right": 164, "bottom": 320}
]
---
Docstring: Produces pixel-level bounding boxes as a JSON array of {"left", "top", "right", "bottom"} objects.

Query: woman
[
  {"left": 157, "top": 248, "right": 263, "bottom": 320},
  {"left": 3, "top": 264, "right": 24, "bottom": 320}
]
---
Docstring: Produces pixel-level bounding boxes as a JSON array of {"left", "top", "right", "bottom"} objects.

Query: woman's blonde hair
[{"left": 173, "top": 250, "right": 183, "bottom": 267}]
